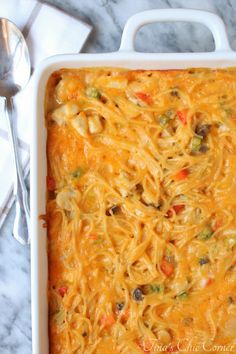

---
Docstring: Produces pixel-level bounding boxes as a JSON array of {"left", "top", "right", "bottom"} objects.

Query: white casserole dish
[{"left": 31, "top": 9, "right": 236, "bottom": 354}]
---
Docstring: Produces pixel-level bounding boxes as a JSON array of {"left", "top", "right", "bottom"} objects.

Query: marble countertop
[{"left": 0, "top": 0, "right": 236, "bottom": 353}]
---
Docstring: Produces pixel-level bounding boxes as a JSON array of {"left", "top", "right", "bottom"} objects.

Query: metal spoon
[{"left": 0, "top": 18, "right": 31, "bottom": 245}]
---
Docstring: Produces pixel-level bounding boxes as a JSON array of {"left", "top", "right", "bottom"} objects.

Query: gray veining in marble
[{"left": 1, "top": 0, "right": 236, "bottom": 353}]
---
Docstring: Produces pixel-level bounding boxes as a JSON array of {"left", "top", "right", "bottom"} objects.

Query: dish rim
[{"left": 31, "top": 9, "right": 236, "bottom": 354}]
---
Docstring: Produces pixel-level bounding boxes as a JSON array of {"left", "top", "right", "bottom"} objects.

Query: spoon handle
[{"left": 4, "top": 97, "right": 30, "bottom": 245}]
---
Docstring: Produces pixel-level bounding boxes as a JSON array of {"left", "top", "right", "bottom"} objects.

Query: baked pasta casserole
[{"left": 45, "top": 68, "right": 236, "bottom": 354}]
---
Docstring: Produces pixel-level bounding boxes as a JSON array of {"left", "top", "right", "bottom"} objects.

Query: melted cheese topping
[{"left": 46, "top": 68, "right": 236, "bottom": 354}]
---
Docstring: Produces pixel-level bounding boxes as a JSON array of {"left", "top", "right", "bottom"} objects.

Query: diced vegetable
[
  {"left": 115, "top": 303, "right": 129, "bottom": 322},
  {"left": 72, "top": 167, "right": 83, "bottom": 178},
  {"left": 207, "top": 278, "right": 214, "bottom": 286},
  {"left": 100, "top": 314, "right": 115, "bottom": 328},
  {"left": 176, "top": 291, "right": 188, "bottom": 300},
  {"left": 195, "top": 124, "right": 211, "bottom": 138},
  {"left": 197, "top": 225, "right": 214, "bottom": 241},
  {"left": 149, "top": 284, "right": 164, "bottom": 293},
  {"left": 173, "top": 168, "right": 189, "bottom": 181},
  {"left": 199, "top": 256, "right": 210, "bottom": 266},
  {"left": 211, "top": 219, "right": 221, "bottom": 232},
  {"left": 199, "top": 145, "right": 209, "bottom": 153},
  {"left": 110, "top": 205, "right": 120, "bottom": 214},
  {"left": 166, "top": 204, "right": 185, "bottom": 218},
  {"left": 170, "top": 89, "right": 180, "bottom": 98},
  {"left": 190, "top": 135, "right": 203, "bottom": 152},
  {"left": 165, "top": 209, "right": 173, "bottom": 218},
  {"left": 173, "top": 204, "right": 185, "bottom": 214},
  {"left": 135, "top": 92, "right": 153, "bottom": 105},
  {"left": 135, "top": 183, "right": 144, "bottom": 193},
  {"left": 47, "top": 176, "right": 56, "bottom": 191},
  {"left": 166, "top": 110, "right": 175, "bottom": 118},
  {"left": 116, "top": 308, "right": 129, "bottom": 322},
  {"left": 160, "top": 259, "right": 174, "bottom": 277},
  {"left": 177, "top": 110, "right": 187, "bottom": 125},
  {"left": 116, "top": 302, "right": 125, "bottom": 312},
  {"left": 86, "top": 87, "right": 101, "bottom": 99},
  {"left": 159, "top": 114, "right": 170, "bottom": 127},
  {"left": 106, "top": 205, "right": 120, "bottom": 216},
  {"left": 58, "top": 286, "right": 68, "bottom": 298},
  {"left": 133, "top": 288, "right": 144, "bottom": 301}
]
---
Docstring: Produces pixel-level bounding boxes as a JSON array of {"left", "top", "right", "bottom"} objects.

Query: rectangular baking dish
[{"left": 30, "top": 9, "right": 236, "bottom": 354}]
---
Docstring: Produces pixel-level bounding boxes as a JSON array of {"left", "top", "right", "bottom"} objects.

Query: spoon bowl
[
  {"left": 0, "top": 18, "right": 31, "bottom": 244},
  {"left": 0, "top": 18, "right": 30, "bottom": 96}
]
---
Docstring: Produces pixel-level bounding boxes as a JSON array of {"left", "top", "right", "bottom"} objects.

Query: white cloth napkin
[{"left": 0, "top": 0, "right": 92, "bottom": 228}]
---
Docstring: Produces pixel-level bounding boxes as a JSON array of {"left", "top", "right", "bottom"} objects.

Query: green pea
[
  {"left": 197, "top": 225, "right": 214, "bottom": 241},
  {"left": 86, "top": 87, "right": 101, "bottom": 99},
  {"left": 149, "top": 284, "right": 164, "bottom": 293},
  {"left": 190, "top": 135, "right": 203, "bottom": 152},
  {"left": 159, "top": 114, "right": 170, "bottom": 127}
]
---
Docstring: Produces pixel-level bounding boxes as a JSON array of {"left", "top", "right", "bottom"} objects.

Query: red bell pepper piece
[
  {"left": 58, "top": 286, "right": 68, "bottom": 298},
  {"left": 135, "top": 92, "right": 153, "bottom": 105},
  {"left": 177, "top": 110, "right": 188, "bottom": 125}
]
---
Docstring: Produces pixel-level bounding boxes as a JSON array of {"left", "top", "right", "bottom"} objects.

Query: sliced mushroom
[
  {"left": 195, "top": 124, "right": 211, "bottom": 138},
  {"left": 106, "top": 205, "right": 120, "bottom": 216}
]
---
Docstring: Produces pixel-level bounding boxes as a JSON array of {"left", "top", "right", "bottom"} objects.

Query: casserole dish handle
[{"left": 119, "top": 9, "right": 232, "bottom": 53}]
